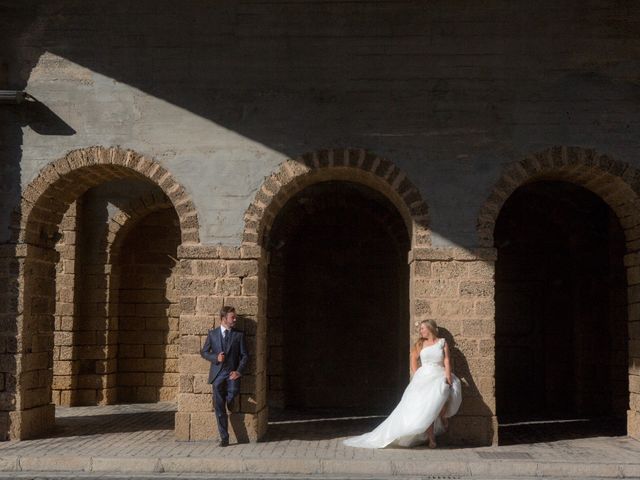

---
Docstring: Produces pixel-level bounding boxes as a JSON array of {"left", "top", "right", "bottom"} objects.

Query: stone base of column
[
  {"left": 629, "top": 409, "right": 640, "bottom": 440},
  {"left": 175, "top": 408, "right": 268, "bottom": 442},
  {"left": 443, "top": 414, "right": 497, "bottom": 446},
  {"left": 8, "top": 404, "right": 55, "bottom": 440}
]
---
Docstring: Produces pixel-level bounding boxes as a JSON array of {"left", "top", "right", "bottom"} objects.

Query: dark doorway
[
  {"left": 266, "top": 181, "right": 410, "bottom": 424},
  {"left": 495, "top": 181, "right": 628, "bottom": 443}
]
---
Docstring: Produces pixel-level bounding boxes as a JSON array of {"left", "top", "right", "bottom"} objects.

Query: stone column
[
  {"left": 175, "top": 244, "right": 266, "bottom": 441},
  {"left": 1, "top": 244, "right": 57, "bottom": 440},
  {"left": 410, "top": 247, "right": 497, "bottom": 446},
  {"left": 0, "top": 245, "right": 17, "bottom": 440},
  {"left": 626, "top": 251, "right": 640, "bottom": 440}
]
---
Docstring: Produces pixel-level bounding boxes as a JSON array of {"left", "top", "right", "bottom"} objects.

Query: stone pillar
[
  {"left": 175, "top": 244, "right": 266, "bottom": 442},
  {"left": 410, "top": 247, "right": 497, "bottom": 446},
  {"left": 3, "top": 244, "right": 57, "bottom": 440},
  {"left": 626, "top": 251, "right": 640, "bottom": 440},
  {"left": 0, "top": 245, "right": 18, "bottom": 440},
  {"left": 52, "top": 201, "right": 84, "bottom": 406}
]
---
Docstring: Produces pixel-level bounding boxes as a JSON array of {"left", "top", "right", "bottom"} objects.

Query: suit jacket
[{"left": 200, "top": 327, "right": 249, "bottom": 384}]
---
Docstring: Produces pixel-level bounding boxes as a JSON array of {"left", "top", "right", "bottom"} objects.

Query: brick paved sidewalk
[{"left": 0, "top": 403, "right": 638, "bottom": 478}]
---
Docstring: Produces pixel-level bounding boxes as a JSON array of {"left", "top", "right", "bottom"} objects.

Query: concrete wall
[{"left": 2, "top": 0, "right": 639, "bottom": 248}]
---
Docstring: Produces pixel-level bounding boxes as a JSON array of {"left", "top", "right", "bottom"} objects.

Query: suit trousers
[{"left": 212, "top": 371, "right": 240, "bottom": 441}]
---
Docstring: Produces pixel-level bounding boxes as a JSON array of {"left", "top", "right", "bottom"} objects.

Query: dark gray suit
[{"left": 200, "top": 327, "right": 249, "bottom": 442}]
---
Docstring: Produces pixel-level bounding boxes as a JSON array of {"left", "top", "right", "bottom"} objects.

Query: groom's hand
[
  {"left": 217, "top": 352, "right": 225, "bottom": 363},
  {"left": 229, "top": 371, "right": 241, "bottom": 380}
]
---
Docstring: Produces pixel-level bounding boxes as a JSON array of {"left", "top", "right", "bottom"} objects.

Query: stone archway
[
  {"left": 479, "top": 146, "right": 640, "bottom": 442},
  {"left": 51, "top": 191, "right": 177, "bottom": 407},
  {"left": 241, "top": 148, "right": 432, "bottom": 440},
  {"left": 2, "top": 146, "right": 200, "bottom": 440}
]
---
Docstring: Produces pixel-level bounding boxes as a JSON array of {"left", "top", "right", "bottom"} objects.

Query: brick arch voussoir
[
  {"left": 478, "top": 146, "right": 640, "bottom": 250},
  {"left": 16, "top": 146, "right": 200, "bottom": 247},
  {"left": 242, "top": 148, "right": 431, "bottom": 249}
]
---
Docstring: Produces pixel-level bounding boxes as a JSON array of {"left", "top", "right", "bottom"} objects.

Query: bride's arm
[
  {"left": 443, "top": 341, "right": 452, "bottom": 385},
  {"left": 410, "top": 347, "right": 419, "bottom": 375}
]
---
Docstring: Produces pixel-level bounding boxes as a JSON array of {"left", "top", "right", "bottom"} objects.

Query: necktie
[{"left": 222, "top": 329, "right": 228, "bottom": 349}]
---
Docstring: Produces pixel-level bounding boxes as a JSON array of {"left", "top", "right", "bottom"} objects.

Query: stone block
[
  {"left": 176, "top": 278, "right": 217, "bottom": 296},
  {"left": 180, "top": 335, "right": 201, "bottom": 355},
  {"left": 433, "top": 299, "right": 474, "bottom": 318},
  {"left": 136, "top": 386, "right": 159, "bottom": 402},
  {"left": 53, "top": 360, "right": 77, "bottom": 376},
  {"left": 466, "top": 261, "right": 495, "bottom": 279},
  {"left": 73, "top": 389, "right": 97, "bottom": 406},
  {"left": 193, "top": 374, "right": 212, "bottom": 394},
  {"left": 196, "top": 295, "right": 224, "bottom": 315},
  {"left": 446, "top": 414, "right": 495, "bottom": 446},
  {"left": 52, "top": 375, "right": 74, "bottom": 390},
  {"left": 474, "top": 299, "right": 495, "bottom": 317},
  {"left": 218, "top": 246, "right": 240, "bottom": 259},
  {"left": 432, "top": 261, "right": 466, "bottom": 278},
  {"left": 146, "top": 372, "right": 179, "bottom": 387},
  {"left": 227, "top": 260, "right": 258, "bottom": 278},
  {"left": 179, "top": 354, "right": 209, "bottom": 374},
  {"left": 180, "top": 315, "right": 212, "bottom": 335},
  {"left": 240, "top": 245, "right": 262, "bottom": 259},
  {"left": 20, "top": 456, "right": 90, "bottom": 472},
  {"left": 174, "top": 411, "right": 190, "bottom": 440},
  {"left": 215, "top": 278, "right": 242, "bottom": 296},
  {"left": 178, "top": 393, "right": 214, "bottom": 412},
  {"left": 242, "top": 276, "right": 259, "bottom": 296},
  {"left": 92, "top": 457, "right": 161, "bottom": 473},
  {"left": 119, "top": 372, "right": 145, "bottom": 386},
  {"left": 223, "top": 296, "right": 258, "bottom": 316},
  {"left": 179, "top": 374, "right": 194, "bottom": 393},
  {"left": 412, "top": 299, "right": 432, "bottom": 317},
  {"left": 155, "top": 344, "right": 179, "bottom": 358},
  {"left": 412, "top": 261, "right": 431, "bottom": 277},
  {"left": 179, "top": 296, "right": 196, "bottom": 314},
  {"left": 195, "top": 260, "right": 227, "bottom": 277},
  {"left": 629, "top": 409, "right": 640, "bottom": 440},
  {"left": 158, "top": 387, "right": 178, "bottom": 402},
  {"left": 413, "top": 279, "right": 458, "bottom": 298},
  {"left": 188, "top": 411, "right": 217, "bottom": 440},
  {"left": 459, "top": 281, "right": 493, "bottom": 297},
  {"left": 8, "top": 404, "right": 55, "bottom": 440},
  {"left": 118, "top": 345, "right": 144, "bottom": 358}
]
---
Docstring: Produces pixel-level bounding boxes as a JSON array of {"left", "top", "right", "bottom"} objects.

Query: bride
[{"left": 343, "top": 319, "right": 462, "bottom": 449}]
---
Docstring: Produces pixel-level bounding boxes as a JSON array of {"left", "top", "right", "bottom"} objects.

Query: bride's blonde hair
[{"left": 414, "top": 319, "right": 439, "bottom": 353}]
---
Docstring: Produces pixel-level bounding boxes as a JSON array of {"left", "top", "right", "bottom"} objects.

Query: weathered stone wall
[
  {"left": 175, "top": 244, "right": 263, "bottom": 441},
  {"left": 410, "top": 248, "right": 497, "bottom": 445},
  {"left": 1, "top": 1, "right": 640, "bottom": 445}
]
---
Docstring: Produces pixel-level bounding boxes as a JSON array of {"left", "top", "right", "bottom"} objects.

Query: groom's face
[{"left": 221, "top": 312, "right": 237, "bottom": 329}]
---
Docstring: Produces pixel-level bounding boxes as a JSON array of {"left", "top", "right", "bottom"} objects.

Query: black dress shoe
[{"left": 219, "top": 439, "right": 229, "bottom": 447}]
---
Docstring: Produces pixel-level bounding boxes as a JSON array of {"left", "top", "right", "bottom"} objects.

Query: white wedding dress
[{"left": 343, "top": 338, "right": 462, "bottom": 448}]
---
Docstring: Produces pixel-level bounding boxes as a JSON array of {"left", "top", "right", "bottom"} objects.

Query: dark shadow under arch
[
  {"left": 265, "top": 181, "right": 411, "bottom": 433},
  {"left": 495, "top": 180, "right": 629, "bottom": 443}
]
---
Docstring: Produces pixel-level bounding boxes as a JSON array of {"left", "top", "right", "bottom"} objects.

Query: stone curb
[{"left": 0, "top": 456, "right": 639, "bottom": 477}]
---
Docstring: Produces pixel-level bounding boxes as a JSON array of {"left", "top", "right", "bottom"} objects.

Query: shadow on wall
[
  {"left": 438, "top": 327, "right": 495, "bottom": 447},
  {"left": 4, "top": 0, "right": 640, "bottom": 243}
]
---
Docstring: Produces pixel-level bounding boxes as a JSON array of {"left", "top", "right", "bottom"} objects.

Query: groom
[{"left": 200, "top": 306, "right": 249, "bottom": 446}]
